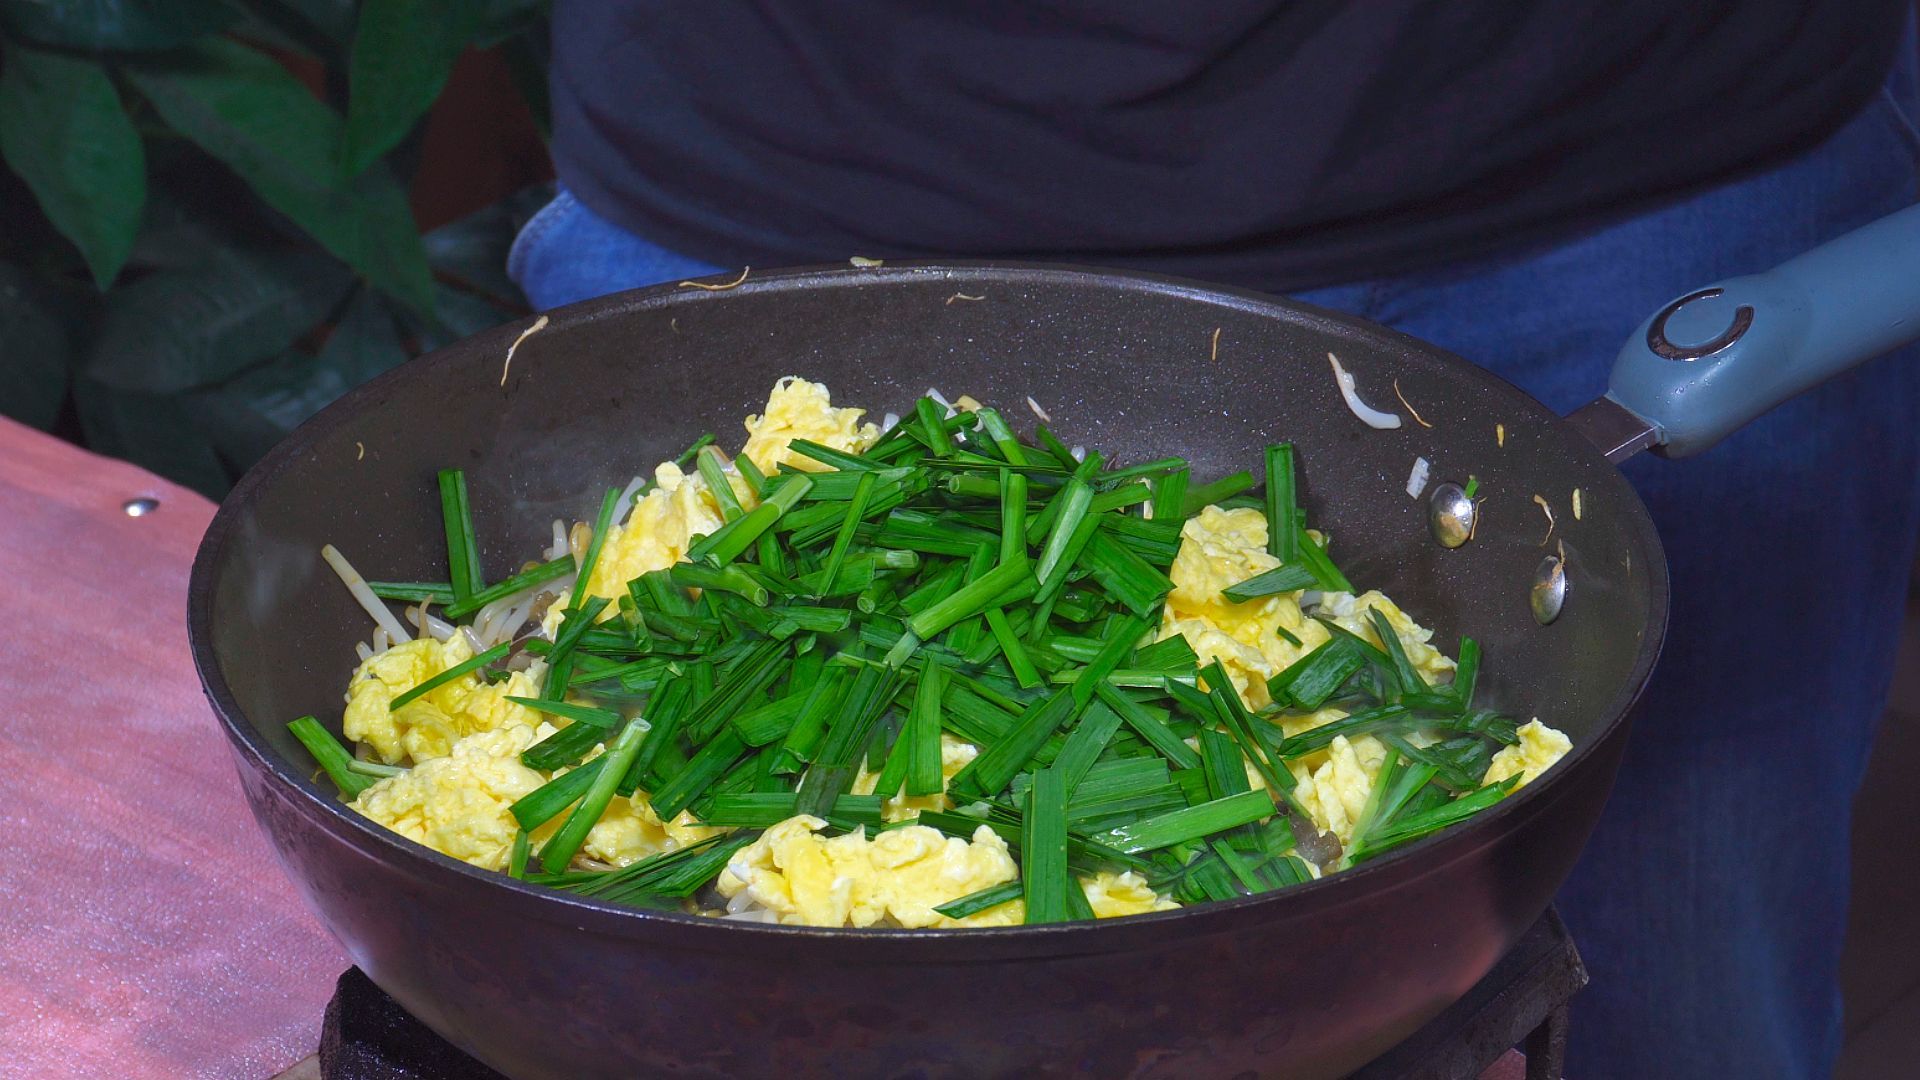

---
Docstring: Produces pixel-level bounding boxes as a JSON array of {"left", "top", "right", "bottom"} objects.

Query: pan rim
[{"left": 188, "top": 258, "right": 1670, "bottom": 949}]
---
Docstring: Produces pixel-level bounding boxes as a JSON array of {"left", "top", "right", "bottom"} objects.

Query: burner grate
[{"left": 315, "top": 909, "right": 1584, "bottom": 1080}]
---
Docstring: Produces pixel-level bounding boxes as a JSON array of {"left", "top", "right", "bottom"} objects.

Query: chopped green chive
[
  {"left": 903, "top": 659, "right": 947, "bottom": 795},
  {"left": 1150, "top": 467, "right": 1190, "bottom": 522},
  {"left": 569, "top": 487, "right": 623, "bottom": 613},
  {"left": 788, "top": 439, "right": 881, "bottom": 472},
  {"left": 1080, "top": 532, "right": 1174, "bottom": 618},
  {"left": 1366, "top": 606, "right": 1426, "bottom": 696},
  {"left": 437, "top": 469, "right": 484, "bottom": 602},
  {"left": 1021, "top": 767, "right": 1074, "bottom": 923},
  {"left": 1052, "top": 701, "right": 1124, "bottom": 793},
  {"left": 934, "top": 880, "right": 1024, "bottom": 920},
  {"left": 974, "top": 408, "right": 1028, "bottom": 465},
  {"left": 510, "top": 758, "right": 603, "bottom": 830},
  {"left": 688, "top": 473, "right": 814, "bottom": 567},
  {"left": 503, "top": 697, "right": 621, "bottom": 728},
  {"left": 1349, "top": 776, "right": 1518, "bottom": 861},
  {"left": 916, "top": 397, "right": 955, "bottom": 455},
  {"left": 508, "top": 830, "right": 530, "bottom": 880},
  {"left": 539, "top": 716, "right": 649, "bottom": 872},
  {"left": 1263, "top": 444, "right": 1298, "bottom": 565},
  {"left": 696, "top": 446, "right": 745, "bottom": 522},
  {"left": 1095, "top": 790, "right": 1274, "bottom": 853},
  {"left": 952, "top": 687, "right": 1080, "bottom": 798},
  {"left": 673, "top": 433, "right": 715, "bottom": 467},
  {"left": 1093, "top": 683, "right": 1201, "bottom": 770},
  {"left": 289, "top": 716, "right": 378, "bottom": 798},
  {"left": 1292, "top": 526, "right": 1353, "bottom": 592},
  {"left": 369, "top": 581, "right": 455, "bottom": 605},
  {"left": 1267, "top": 635, "right": 1369, "bottom": 710},
  {"left": 695, "top": 792, "right": 886, "bottom": 828},
  {"left": 1221, "top": 564, "right": 1318, "bottom": 603},
  {"left": 387, "top": 641, "right": 513, "bottom": 712},
  {"left": 442, "top": 556, "right": 574, "bottom": 620},
  {"left": 818, "top": 470, "right": 876, "bottom": 598},
  {"left": 1180, "top": 471, "right": 1254, "bottom": 516}
]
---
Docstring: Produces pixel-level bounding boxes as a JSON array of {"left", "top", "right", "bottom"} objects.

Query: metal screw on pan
[
  {"left": 1531, "top": 554, "right": 1567, "bottom": 625},
  {"left": 1428, "top": 482, "right": 1476, "bottom": 548}
]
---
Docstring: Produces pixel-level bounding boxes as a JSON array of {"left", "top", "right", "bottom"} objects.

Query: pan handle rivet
[
  {"left": 1428, "top": 483, "right": 1476, "bottom": 548},
  {"left": 1531, "top": 554, "right": 1567, "bottom": 625}
]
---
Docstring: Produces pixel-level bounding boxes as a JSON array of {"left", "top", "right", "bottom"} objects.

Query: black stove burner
[{"left": 319, "top": 909, "right": 1585, "bottom": 1080}]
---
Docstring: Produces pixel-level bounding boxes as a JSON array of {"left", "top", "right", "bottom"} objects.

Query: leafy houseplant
[{"left": 0, "top": 0, "right": 552, "bottom": 496}]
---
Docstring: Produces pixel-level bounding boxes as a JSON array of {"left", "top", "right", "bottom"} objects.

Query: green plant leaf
[
  {"left": 479, "top": 0, "right": 548, "bottom": 47},
  {"left": 186, "top": 288, "right": 409, "bottom": 473},
  {"left": 121, "top": 38, "right": 435, "bottom": 315},
  {"left": 86, "top": 248, "right": 353, "bottom": 394},
  {"left": 315, "top": 285, "right": 409, "bottom": 381},
  {"left": 422, "top": 184, "right": 548, "bottom": 305},
  {"left": 243, "top": 0, "right": 358, "bottom": 52},
  {"left": 497, "top": 22, "right": 551, "bottom": 138},
  {"left": 0, "top": 262, "right": 70, "bottom": 429},
  {"left": 0, "top": 42, "right": 146, "bottom": 289},
  {"left": 0, "top": 0, "right": 236, "bottom": 51},
  {"left": 341, "top": 0, "right": 483, "bottom": 178},
  {"left": 407, "top": 281, "right": 512, "bottom": 352},
  {"left": 72, "top": 379, "right": 230, "bottom": 497}
]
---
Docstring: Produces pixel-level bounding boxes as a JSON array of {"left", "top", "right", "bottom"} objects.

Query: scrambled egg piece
[
  {"left": 1081, "top": 870, "right": 1181, "bottom": 918},
  {"left": 570, "top": 377, "right": 878, "bottom": 617},
  {"left": 715, "top": 816, "right": 1019, "bottom": 928},
  {"left": 852, "top": 734, "right": 980, "bottom": 823},
  {"left": 1483, "top": 720, "right": 1573, "bottom": 789},
  {"left": 342, "top": 636, "right": 543, "bottom": 764},
  {"left": 575, "top": 459, "right": 728, "bottom": 616},
  {"left": 576, "top": 792, "right": 726, "bottom": 867},
  {"left": 351, "top": 720, "right": 725, "bottom": 871},
  {"left": 740, "top": 376, "right": 880, "bottom": 473},
  {"left": 1318, "top": 590, "right": 1455, "bottom": 683},
  {"left": 1158, "top": 506, "right": 1328, "bottom": 708},
  {"left": 1290, "top": 734, "right": 1390, "bottom": 848},
  {"left": 353, "top": 723, "right": 555, "bottom": 869}
]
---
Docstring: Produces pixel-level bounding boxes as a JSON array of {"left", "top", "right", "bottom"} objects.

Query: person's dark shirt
[{"left": 549, "top": 1, "right": 1909, "bottom": 293}]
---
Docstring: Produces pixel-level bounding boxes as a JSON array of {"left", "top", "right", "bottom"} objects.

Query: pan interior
[{"left": 196, "top": 263, "right": 1664, "bottom": 910}]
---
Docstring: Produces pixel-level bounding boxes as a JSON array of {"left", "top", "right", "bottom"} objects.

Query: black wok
[{"left": 188, "top": 205, "right": 1920, "bottom": 1079}]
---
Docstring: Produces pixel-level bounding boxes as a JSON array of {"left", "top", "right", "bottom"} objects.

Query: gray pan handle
[{"left": 1568, "top": 201, "right": 1920, "bottom": 461}]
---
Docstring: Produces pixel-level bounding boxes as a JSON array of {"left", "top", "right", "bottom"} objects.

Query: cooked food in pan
[{"left": 291, "top": 378, "right": 1569, "bottom": 927}]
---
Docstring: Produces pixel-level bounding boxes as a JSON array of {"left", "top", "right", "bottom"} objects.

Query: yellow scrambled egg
[
  {"left": 564, "top": 377, "right": 882, "bottom": 622},
  {"left": 740, "top": 376, "right": 881, "bottom": 473},
  {"left": 1483, "top": 720, "right": 1573, "bottom": 788},
  {"left": 581, "top": 460, "right": 727, "bottom": 606},
  {"left": 351, "top": 715, "right": 724, "bottom": 871},
  {"left": 1317, "top": 590, "right": 1454, "bottom": 683},
  {"left": 353, "top": 723, "right": 555, "bottom": 869},
  {"left": 1158, "top": 506, "right": 1327, "bottom": 708},
  {"left": 714, "top": 816, "right": 1020, "bottom": 928},
  {"left": 1155, "top": 506, "right": 1571, "bottom": 857},
  {"left": 1289, "top": 734, "right": 1391, "bottom": 848},
  {"left": 343, "top": 636, "right": 544, "bottom": 764}
]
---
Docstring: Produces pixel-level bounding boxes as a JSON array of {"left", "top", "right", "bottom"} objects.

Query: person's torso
[{"left": 549, "top": 0, "right": 1909, "bottom": 291}]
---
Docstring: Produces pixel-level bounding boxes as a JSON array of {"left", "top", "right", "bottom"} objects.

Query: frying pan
[{"left": 188, "top": 203, "right": 1920, "bottom": 1079}]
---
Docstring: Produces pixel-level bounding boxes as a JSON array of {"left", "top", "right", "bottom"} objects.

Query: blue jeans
[{"left": 513, "top": 36, "right": 1920, "bottom": 1078}]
